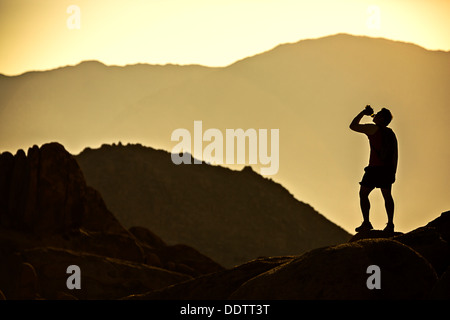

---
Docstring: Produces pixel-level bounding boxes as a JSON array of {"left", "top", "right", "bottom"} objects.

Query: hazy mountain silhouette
[
  {"left": 1, "top": 33, "right": 449, "bottom": 233},
  {"left": 75, "top": 143, "right": 351, "bottom": 267}
]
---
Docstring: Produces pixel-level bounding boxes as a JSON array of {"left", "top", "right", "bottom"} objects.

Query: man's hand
[
  {"left": 363, "top": 105, "right": 374, "bottom": 116},
  {"left": 350, "top": 107, "right": 378, "bottom": 135}
]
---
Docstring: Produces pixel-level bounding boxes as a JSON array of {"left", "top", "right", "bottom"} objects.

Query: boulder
[
  {"left": 0, "top": 251, "right": 40, "bottom": 299},
  {"left": 154, "top": 244, "right": 225, "bottom": 276},
  {"left": 130, "top": 226, "right": 224, "bottom": 276},
  {"left": 426, "top": 211, "right": 450, "bottom": 242},
  {"left": 349, "top": 229, "right": 403, "bottom": 242},
  {"left": 349, "top": 214, "right": 450, "bottom": 277},
  {"left": 0, "top": 143, "right": 131, "bottom": 236},
  {"left": 230, "top": 239, "right": 438, "bottom": 299},
  {"left": 0, "top": 143, "right": 225, "bottom": 299},
  {"left": 126, "top": 256, "right": 294, "bottom": 300},
  {"left": 15, "top": 262, "right": 40, "bottom": 300},
  {"left": 0, "top": 143, "right": 147, "bottom": 264},
  {"left": 130, "top": 226, "right": 167, "bottom": 248},
  {"left": 18, "top": 247, "right": 191, "bottom": 300},
  {"left": 394, "top": 227, "right": 450, "bottom": 276},
  {"left": 429, "top": 265, "right": 450, "bottom": 299}
]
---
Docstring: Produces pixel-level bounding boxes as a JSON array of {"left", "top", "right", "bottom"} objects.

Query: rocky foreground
[
  {"left": 125, "top": 215, "right": 450, "bottom": 300},
  {"left": 0, "top": 143, "right": 222, "bottom": 299},
  {"left": 0, "top": 143, "right": 449, "bottom": 299}
]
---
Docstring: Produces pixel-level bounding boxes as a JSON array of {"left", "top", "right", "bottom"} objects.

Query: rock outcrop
[
  {"left": 0, "top": 143, "right": 223, "bottom": 299},
  {"left": 430, "top": 265, "right": 450, "bottom": 299},
  {"left": 128, "top": 211, "right": 450, "bottom": 300},
  {"left": 0, "top": 143, "right": 130, "bottom": 237},
  {"left": 130, "top": 226, "right": 224, "bottom": 277},
  {"left": 18, "top": 247, "right": 191, "bottom": 300},
  {"left": 229, "top": 239, "right": 437, "bottom": 300},
  {"left": 126, "top": 256, "right": 294, "bottom": 300}
]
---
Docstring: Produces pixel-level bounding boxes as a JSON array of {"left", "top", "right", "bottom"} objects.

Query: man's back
[{"left": 367, "top": 126, "right": 398, "bottom": 172}]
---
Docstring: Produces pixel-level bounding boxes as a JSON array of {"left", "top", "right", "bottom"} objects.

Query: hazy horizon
[
  {"left": 1, "top": 0, "right": 449, "bottom": 76},
  {"left": 1, "top": 32, "right": 449, "bottom": 78}
]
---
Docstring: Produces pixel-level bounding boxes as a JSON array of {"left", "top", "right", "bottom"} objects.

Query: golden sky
[{"left": 1, "top": 0, "right": 449, "bottom": 76}]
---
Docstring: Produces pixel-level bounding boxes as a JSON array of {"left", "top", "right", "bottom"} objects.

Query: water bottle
[{"left": 365, "top": 105, "right": 375, "bottom": 117}]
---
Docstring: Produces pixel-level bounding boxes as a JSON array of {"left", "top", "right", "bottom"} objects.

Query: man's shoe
[
  {"left": 383, "top": 222, "right": 395, "bottom": 233},
  {"left": 355, "top": 221, "right": 373, "bottom": 232}
]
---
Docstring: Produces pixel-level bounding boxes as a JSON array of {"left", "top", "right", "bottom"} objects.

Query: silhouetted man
[{"left": 350, "top": 106, "right": 398, "bottom": 233}]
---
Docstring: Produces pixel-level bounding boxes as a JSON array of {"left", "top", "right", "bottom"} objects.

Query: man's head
[{"left": 373, "top": 108, "right": 393, "bottom": 127}]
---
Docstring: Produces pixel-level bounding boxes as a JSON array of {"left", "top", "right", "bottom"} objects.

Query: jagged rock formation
[
  {"left": 0, "top": 143, "right": 142, "bottom": 236},
  {"left": 0, "top": 143, "right": 223, "bottom": 299}
]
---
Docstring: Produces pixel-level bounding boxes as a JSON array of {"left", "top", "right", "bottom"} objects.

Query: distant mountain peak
[
  {"left": 76, "top": 143, "right": 352, "bottom": 267},
  {"left": 229, "top": 33, "right": 434, "bottom": 67},
  {"left": 75, "top": 60, "right": 107, "bottom": 67}
]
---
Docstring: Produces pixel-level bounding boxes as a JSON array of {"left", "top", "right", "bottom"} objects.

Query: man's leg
[
  {"left": 359, "top": 185, "right": 374, "bottom": 223},
  {"left": 381, "top": 186, "right": 394, "bottom": 228},
  {"left": 356, "top": 185, "right": 375, "bottom": 232}
]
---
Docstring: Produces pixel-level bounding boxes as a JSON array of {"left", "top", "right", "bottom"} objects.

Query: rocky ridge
[
  {"left": 127, "top": 212, "right": 450, "bottom": 300},
  {"left": 0, "top": 143, "right": 223, "bottom": 299}
]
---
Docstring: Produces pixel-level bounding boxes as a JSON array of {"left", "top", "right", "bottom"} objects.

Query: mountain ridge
[
  {"left": 75, "top": 142, "right": 351, "bottom": 267},
  {"left": 1, "top": 32, "right": 448, "bottom": 235},
  {"left": 3, "top": 33, "right": 448, "bottom": 78}
]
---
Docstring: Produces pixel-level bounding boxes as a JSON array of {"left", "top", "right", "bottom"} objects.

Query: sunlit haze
[{"left": 1, "top": 0, "right": 449, "bottom": 75}]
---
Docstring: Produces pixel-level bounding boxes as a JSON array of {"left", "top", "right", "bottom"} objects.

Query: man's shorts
[{"left": 360, "top": 166, "right": 396, "bottom": 189}]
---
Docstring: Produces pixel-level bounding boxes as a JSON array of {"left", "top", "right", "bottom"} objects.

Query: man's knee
[
  {"left": 381, "top": 188, "right": 393, "bottom": 200},
  {"left": 359, "top": 186, "right": 373, "bottom": 198}
]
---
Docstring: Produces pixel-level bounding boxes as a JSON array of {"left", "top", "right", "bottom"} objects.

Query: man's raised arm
[{"left": 350, "top": 106, "right": 377, "bottom": 135}]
